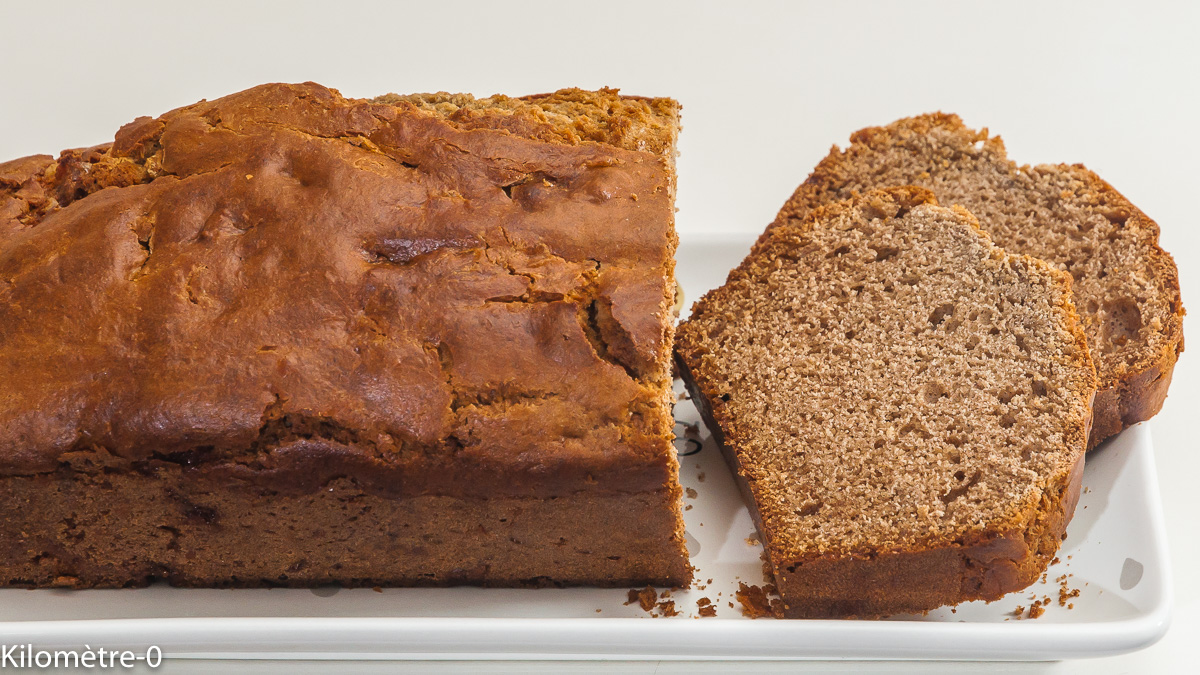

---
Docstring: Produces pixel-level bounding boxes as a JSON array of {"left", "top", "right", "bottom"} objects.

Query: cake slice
[
  {"left": 764, "top": 114, "right": 1183, "bottom": 447},
  {"left": 676, "top": 187, "right": 1097, "bottom": 618},
  {"left": 0, "top": 82, "right": 690, "bottom": 588}
]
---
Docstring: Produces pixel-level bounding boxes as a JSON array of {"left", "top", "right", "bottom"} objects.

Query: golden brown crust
[
  {"left": 676, "top": 188, "right": 1094, "bottom": 617},
  {"left": 0, "top": 82, "right": 690, "bottom": 588},
  {"left": 765, "top": 113, "right": 1183, "bottom": 448},
  {"left": 373, "top": 87, "right": 681, "bottom": 158}
]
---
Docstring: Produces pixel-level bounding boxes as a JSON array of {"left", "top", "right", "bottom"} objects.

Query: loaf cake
[
  {"left": 676, "top": 187, "right": 1097, "bottom": 618},
  {"left": 764, "top": 114, "right": 1183, "bottom": 447},
  {"left": 0, "top": 82, "right": 691, "bottom": 588}
]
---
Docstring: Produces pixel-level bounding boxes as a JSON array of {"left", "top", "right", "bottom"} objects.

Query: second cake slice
[
  {"left": 763, "top": 114, "right": 1183, "bottom": 447},
  {"left": 676, "top": 187, "right": 1097, "bottom": 618}
]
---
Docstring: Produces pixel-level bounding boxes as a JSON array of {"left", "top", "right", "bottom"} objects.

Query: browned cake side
[
  {"left": 677, "top": 188, "right": 1096, "bottom": 618},
  {"left": 762, "top": 114, "right": 1183, "bottom": 448},
  {"left": 0, "top": 82, "right": 690, "bottom": 588}
]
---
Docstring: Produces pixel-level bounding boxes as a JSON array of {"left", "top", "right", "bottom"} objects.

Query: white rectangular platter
[{"left": 0, "top": 238, "right": 1171, "bottom": 661}]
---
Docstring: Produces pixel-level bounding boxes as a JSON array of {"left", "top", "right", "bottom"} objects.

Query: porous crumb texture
[
  {"left": 0, "top": 82, "right": 690, "bottom": 588},
  {"left": 765, "top": 113, "right": 1183, "bottom": 446},
  {"left": 676, "top": 188, "right": 1096, "bottom": 617}
]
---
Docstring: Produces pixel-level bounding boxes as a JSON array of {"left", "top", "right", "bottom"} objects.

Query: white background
[{"left": 2, "top": 1, "right": 1197, "bottom": 672}]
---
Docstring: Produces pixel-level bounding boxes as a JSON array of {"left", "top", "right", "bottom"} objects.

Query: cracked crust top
[{"left": 0, "top": 82, "right": 681, "bottom": 497}]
